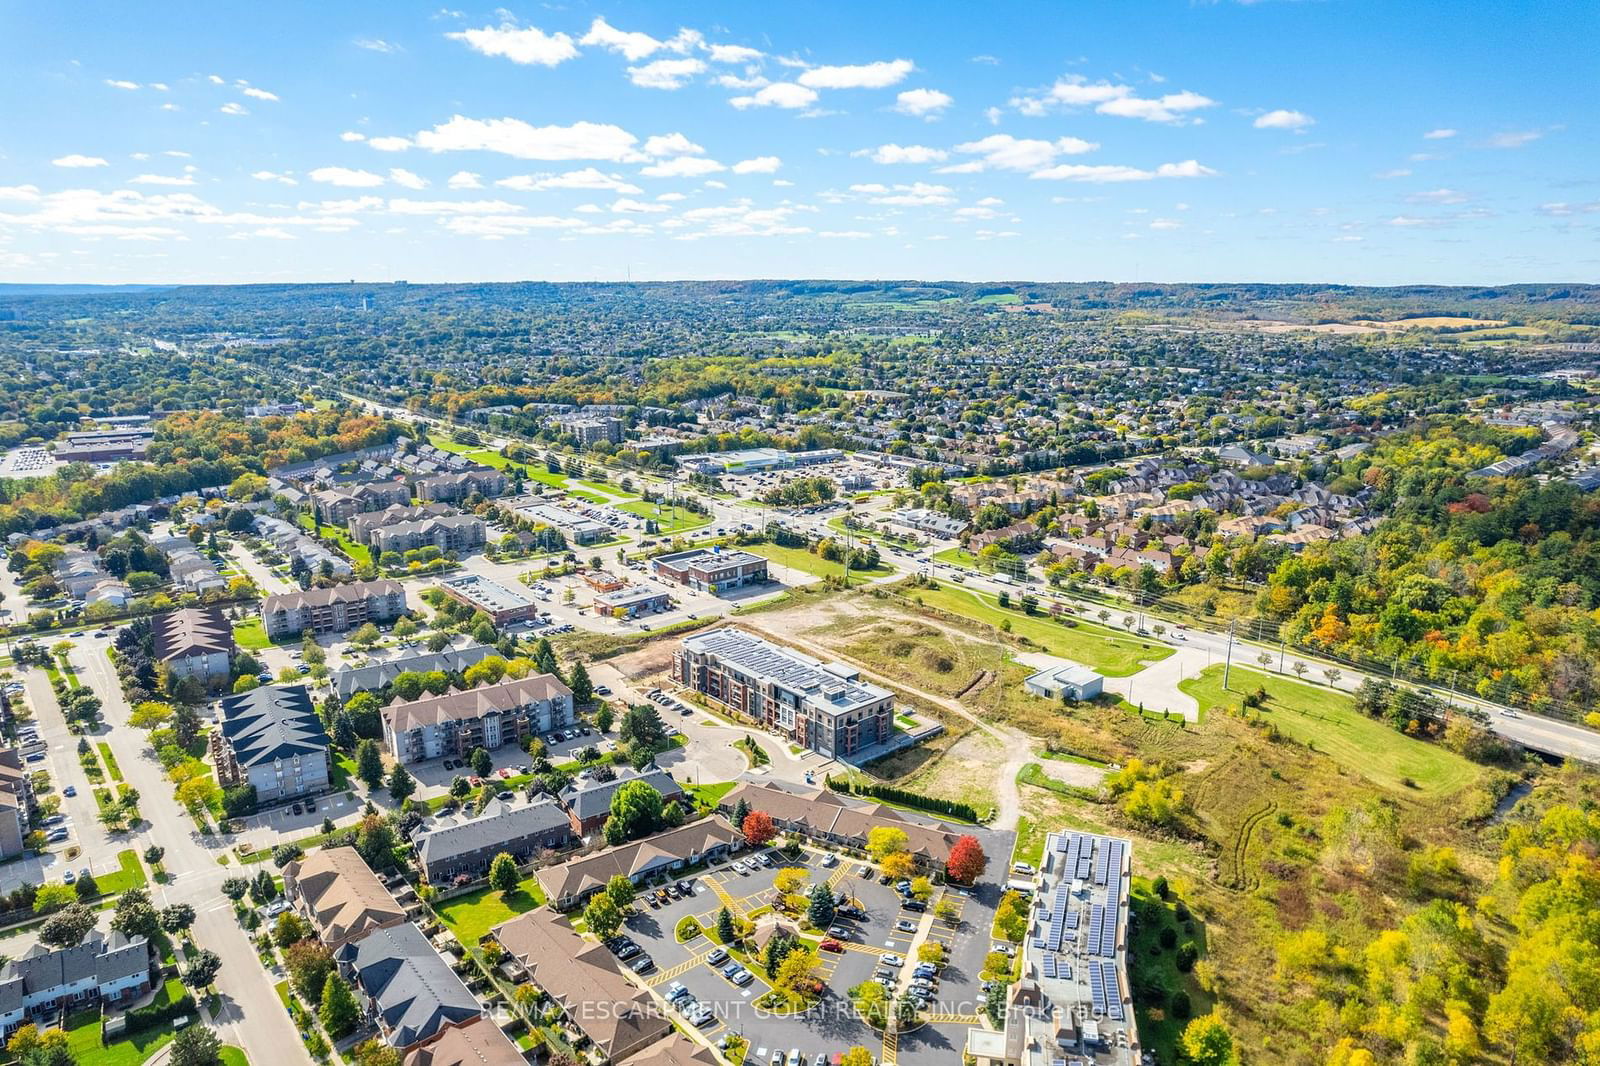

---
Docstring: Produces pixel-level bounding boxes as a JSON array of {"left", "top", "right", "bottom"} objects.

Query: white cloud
[
  {"left": 610, "top": 198, "right": 670, "bottom": 214},
  {"left": 1540, "top": 201, "right": 1600, "bottom": 217},
  {"left": 643, "top": 133, "right": 704, "bottom": 157},
  {"left": 439, "top": 214, "right": 586, "bottom": 238},
  {"left": 129, "top": 174, "right": 195, "bottom": 186},
  {"left": 242, "top": 87, "right": 280, "bottom": 102},
  {"left": 1148, "top": 218, "right": 1182, "bottom": 230},
  {"left": 732, "top": 156, "right": 781, "bottom": 174},
  {"left": 866, "top": 144, "right": 948, "bottom": 165},
  {"left": 797, "top": 59, "right": 913, "bottom": 90},
  {"left": 1407, "top": 188, "right": 1468, "bottom": 204},
  {"left": 447, "top": 21, "right": 579, "bottom": 66},
  {"left": 105, "top": 79, "right": 140, "bottom": 91},
  {"left": 718, "top": 73, "right": 768, "bottom": 91},
  {"left": 1423, "top": 128, "right": 1457, "bottom": 140},
  {"left": 1254, "top": 109, "right": 1313, "bottom": 130},
  {"left": 309, "top": 166, "right": 386, "bottom": 187},
  {"left": 708, "top": 44, "right": 763, "bottom": 64},
  {"left": 52, "top": 155, "right": 108, "bottom": 168},
  {"left": 355, "top": 38, "right": 400, "bottom": 54},
  {"left": 1375, "top": 168, "right": 1412, "bottom": 179},
  {"left": 340, "top": 131, "right": 367, "bottom": 143},
  {"left": 819, "top": 230, "right": 872, "bottom": 239},
  {"left": 640, "top": 156, "right": 726, "bottom": 178},
  {"left": 207, "top": 74, "right": 224, "bottom": 85},
  {"left": 1486, "top": 129, "right": 1542, "bottom": 148},
  {"left": 1012, "top": 76, "right": 1214, "bottom": 123},
  {"left": 388, "top": 168, "right": 428, "bottom": 190},
  {"left": 580, "top": 16, "right": 671, "bottom": 61},
  {"left": 446, "top": 171, "right": 482, "bottom": 189},
  {"left": 851, "top": 181, "right": 954, "bottom": 206},
  {"left": 894, "top": 88, "right": 952, "bottom": 118},
  {"left": 251, "top": 170, "right": 298, "bottom": 185},
  {"left": 0, "top": 185, "right": 41, "bottom": 201},
  {"left": 368, "top": 136, "right": 413, "bottom": 152},
  {"left": 1030, "top": 159, "right": 1217, "bottom": 182},
  {"left": 411, "top": 116, "right": 642, "bottom": 161},
  {"left": 149, "top": 82, "right": 169, "bottom": 91},
  {"left": 1386, "top": 215, "right": 1440, "bottom": 227},
  {"left": 729, "top": 83, "right": 818, "bottom": 110},
  {"left": 495, "top": 168, "right": 642, "bottom": 194},
  {"left": 628, "top": 58, "right": 706, "bottom": 90},
  {"left": 386, "top": 198, "right": 521, "bottom": 215},
  {"left": 219, "top": 102, "right": 249, "bottom": 116},
  {"left": 948, "top": 134, "right": 1097, "bottom": 173}
]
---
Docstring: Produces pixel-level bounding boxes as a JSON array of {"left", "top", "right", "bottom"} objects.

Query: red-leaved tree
[
  {"left": 742, "top": 809, "right": 776, "bottom": 847},
  {"left": 946, "top": 835, "right": 987, "bottom": 885}
]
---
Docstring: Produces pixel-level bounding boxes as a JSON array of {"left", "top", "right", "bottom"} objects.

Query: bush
[
  {"left": 122, "top": 990, "right": 198, "bottom": 1035},
  {"left": 1170, "top": 989, "right": 1192, "bottom": 1019},
  {"left": 823, "top": 775, "right": 978, "bottom": 822},
  {"left": 676, "top": 916, "right": 702, "bottom": 942},
  {"left": 1176, "top": 942, "right": 1198, "bottom": 973},
  {"left": 1159, "top": 926, "right": 1177, "bottom": 951},
  {"left": 222, "top": 784, "right": 258, "bottom": 818}
]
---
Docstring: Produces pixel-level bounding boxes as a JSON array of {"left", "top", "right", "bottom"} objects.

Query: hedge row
[
  {"left": 823, "top": 775, "right": 978, "bottom": 823},
  {"left": 121, "top": 987, "right": 197, "bottom": 1036}
]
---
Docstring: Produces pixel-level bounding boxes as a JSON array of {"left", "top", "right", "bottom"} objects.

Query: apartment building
[
  {"left": 413, "top": 469, "right": 509, "bottom": 503},
  {"left": 312, "top": 481, "right": 414, "bottom": 525},
  {"left": 673, "top": 628, "right": 892, "bottom": 759},
  {"left": 283, "top": 846, "right": 410, "bottom": 950},
  {"left": 349, "top": 503, "right": 453, "bottom": 546},
  {"left": 211, "top": 684, "right": 331, "bottom": 803},
  {"left": 260, "top": 579, "right": 407, "bottom": 639},
  {"left": 381, "top": 674, "right": 573, "bottom": 766},
  {"left": 151, "top": 606, "right": 236, "bottom": 685},
  {"left": 368, "top": 515, "right": 487, "bottom": 556}
]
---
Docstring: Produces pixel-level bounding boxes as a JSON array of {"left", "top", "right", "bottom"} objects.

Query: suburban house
[
  {"left": 283, "top": 846, "right": 410, "bottom": 950},
  {"left": 260, "top": 579, "right": 408, "bottom": 640},
  {"left": 381, "top": 674, "right": 573, "bottom": 766},
  {"left": 651, "top": 548, "right": 770, "bottom": 594},
  {"left": 413, "top": 798, "right": 575, "bottom": 884},
  {"left": 717, "top": 780, "right": 960, "bottom": 871},
  {"left": 0, "top": 931, "right": 153, "bottom": 1037},
  {"left": 556, "top": 767, "right": 685, "bottom": 836},
  {"left": 211, "top": 684, "right": 331, "bottom": 804},
  {"left": 336, "top": 922, "right": 483, "bottom": 1052},
  {"left": 673, "top": 628, "right": 893, "bottom": 759},
  {"left": 1023, "top": 663, "right": 1106, "bottom": 702},
  {"left": 402, "top": 1017, "right": 525, "bottom": 1066},
  {"left": 331, "top": 638, "right": 496, "bottom": 700},
  {"left": 491, "top": 910, "right": 671, "bottom": 1062},
  {"left": 535, "top": 816, "right": 740, "bottom": 911},
  {"left": 151, "top": 606, "right": 236, "bottom": 686},
  {"left": 0, "top": 750, "right": 35, "bottom": 860}
]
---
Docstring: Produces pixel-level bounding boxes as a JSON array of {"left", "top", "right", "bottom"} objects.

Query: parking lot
[{"left": 598, "top": 841, "right": 1004, "bottom": 1064}]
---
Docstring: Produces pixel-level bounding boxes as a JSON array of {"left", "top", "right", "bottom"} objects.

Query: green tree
[
  {"left": 806, "top": 882, "right": 836, "bottom": 929},
  {"left": 489, "top": 852, "right": 520, "bottom": 896},
  {"left": 386, "top": 764, "right": 416, "bottom": 804},
  {"left": 594, "top": 704, "right": 613, "bottom": 733},
  {"left": 352, "top": 1040, "right": 402, "bottom": 1066},
  {"left": 285, "top": 939, "right": 335, "bottom": 1004},
  {"left": 569, "top": 662, "right": 594, "bottom": 704},
  {"left": 182, "top": 948, "right": 221, "bottom": 991},
  {"left": 583, "top": 893, "right": 623, "bottom": 942},
  {"left": 1180, "top": 1011, "right": 1238, "bottom": 1066},
  {"left": 169, "top": 1025, "right": 224, "bottom": 1066},
  {"left": 606, "top": 874, "right": 637, "bottom": 909},
  {"left": 355, "top": 738, "right": 385, "bottom": 791},
  {"left": 110, "top": 887, "right": 159, "bottom": 940},
  {"left": 39, "top": 903, "right": 96, "bottom": 948},
  {"left": 159, "top": 902, "right": 196, "bottom": 935},
  {"left": 319, "top": 972, "right": 361, "bottom": 1038},
  {"left": 605, "top": 779, "right": 666, "bottom": 845},
  {"left": 470, "top": 746, "right": 492, "bottom": 778},
  {"left": 717, "top": 906, "right": 736, "bottom": 944}
]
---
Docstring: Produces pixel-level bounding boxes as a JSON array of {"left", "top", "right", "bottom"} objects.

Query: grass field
[
  {"left": 96, "top": 849, "right": 145, "bottom": 895},
  {"left": 232, "top": 618, "right": 270, "bottom": 650},
  {"left": 740, "top": 541, "right": 894, "bottom": 580},
  {"left": 64, "top": 977, "right": 187, "bottom": 1066},
  {"left": 435, "top": 878, "right": 549, "bottom": 943},
  {"left": 1177, "top": 665, "right": 1479, "bottom": 796},
  {"left": 910, "top": 582, "right": 1172, "bottom": 676},
  {"left": 684, "top": 780, "right": 737, "bottom": 810},
  {"left": 221, "top": 1048, "right": 250, "bottom": 1066},
  {"left": 617, "top": 498, "right": 713, "bottom": 534},
  {"left": 97, "top": 742, "right": 123, "bottom": 783}
]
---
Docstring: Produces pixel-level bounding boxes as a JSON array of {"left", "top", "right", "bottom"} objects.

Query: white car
[
  {"left": 787, "top": 1051, "right": 803, "bottom": 1066},
  {"left": 881, "top": 954, "right": 904, "bottom": 967}
]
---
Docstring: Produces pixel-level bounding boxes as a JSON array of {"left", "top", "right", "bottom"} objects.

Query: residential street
[{"left": 65, "top": 631, "right": 315, "bottom": 1066}]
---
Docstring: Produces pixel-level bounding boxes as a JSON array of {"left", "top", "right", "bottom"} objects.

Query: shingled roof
[
  {"left": 283, "top": 846, "right": 407, "bottom": 949},
  {"left": 337, "top": 922, "right": 481, "bottom": 1050},
  {"left": 215, "top": 684, "right": 329, "bottom": 769},
  {"left": 151, "top": 606, "right": 235, "bottom": 662}
]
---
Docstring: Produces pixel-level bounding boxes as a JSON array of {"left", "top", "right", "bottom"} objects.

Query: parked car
[
  {"left": 902, "top": 900, "right": 927, "bottom": 913},
  {"left": 62, "top": 785, "right": 76, "bottom": 797},
  {"left": 819, "top": 939, "right": 843, "bottom": 953},
  {"left": 896, "top": 919, "right": 917, "bottom": 932},
  {"left": 595, "top": 685, "right": 612, "bottom": 696},
  {"left": 820, "top": 853, "right": 838, "bottom": 868},
  {"left": 707, "top": 947, "right": 728, "bottom": 966}
]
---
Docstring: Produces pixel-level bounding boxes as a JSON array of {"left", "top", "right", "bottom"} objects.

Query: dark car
[{"left": 902, "top": 899, "right": 927, "bottom": 912}]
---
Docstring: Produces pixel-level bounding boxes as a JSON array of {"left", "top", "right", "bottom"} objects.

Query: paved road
[{"left": 66, "top": 632, "right": 314, "bottom": 1066}]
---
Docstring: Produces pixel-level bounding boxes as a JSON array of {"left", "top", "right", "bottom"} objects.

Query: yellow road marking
[
  {"left": 649, "top": 952, "right": 709, "bottom": 987},
  {"left": 922, "top": 1012, "right": 981, "bottom": 1025},
  {"left": 881, "top": 1028, "right": 898, "bottom": 1066}
]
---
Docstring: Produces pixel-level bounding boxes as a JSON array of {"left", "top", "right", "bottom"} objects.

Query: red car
[
  {"left": 819, "top": 939, "right": 843, "bottom": 953},
  {"left": 498, "top": 768, "right": 512, "bottom": 779},
  {"left": 469, "top": 776, "right": 482, "bottom": 787}
]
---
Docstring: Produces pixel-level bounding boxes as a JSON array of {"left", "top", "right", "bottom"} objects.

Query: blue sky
[{"left": 1, "top": 1, "right": 1595, "bottom": 285}]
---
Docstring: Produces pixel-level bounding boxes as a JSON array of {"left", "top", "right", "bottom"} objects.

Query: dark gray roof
[
  {"left": 331, "top": 641, "right": 496, "bottom": 700},
  {"left": 415, "top": 798, "right": 571, "bottom": 870},
  {"left": 216, "top": 684, "right": 329, "bottom": 769},
  {"left": 558, "top": 768, "right": 682, "bottom": 823},
  {"left": 337, "top": 922, "right": 480, "bottom": 1049},
  {"left": 0, "top": 929, "right": 150, "bottom": 1007}
]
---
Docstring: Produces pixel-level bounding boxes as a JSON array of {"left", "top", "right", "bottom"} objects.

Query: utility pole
[
  {"left": 1278, "top": 640, "right": 1286, "bottom": 673},
  {"left": 1223, "top": 619, "right": 1236, "bottom": 692}
]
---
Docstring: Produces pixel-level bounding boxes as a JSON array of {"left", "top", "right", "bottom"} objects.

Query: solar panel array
[
  {"left": 1100, "top": 961, "right": 1124, "bottom": 1021},
  {"left": 1089, "top": 957, "right": 1109, "bottom": 1016}
]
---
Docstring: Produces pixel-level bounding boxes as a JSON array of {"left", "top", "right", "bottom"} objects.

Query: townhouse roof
[
  {"left": 331, "top": 639, "right": 496, "bottom": 699},
  {"left": 557, "top": 768, "right": 683, "bottom": 824},
  {"left": 283, "top": 846, "right": 407, "bottom": 948},
  {"left": 402, "top": 1017, "right": 526, "bottom": 1066},
  {"left": 719, "top": 781, "right": 960, "bottom": 864},
  {"left": 414, "top": 799, "right": 571, "bottom": 872},
  {"left": 337, "top": 922, "right": 480, "bottom": 1050},
  {"left": 534, "top": 816, "right": 738, "bottom": 903}
]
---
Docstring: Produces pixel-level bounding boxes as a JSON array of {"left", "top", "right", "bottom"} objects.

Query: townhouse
[
  {"left": 283, "top": 846, "right": 410, "bottom": 950},
  {"left": 412, "top": 798, "right": 575, "bottom": 884},
  {"left": 556, "top": 767, "right": 685, "bottom": 835},
  {"left": 717, "top": 780, "right": 960, "bottom": 871},
  {"left": 535, "top": 816, "right": 740, "bottom": 910},
  {"left": 0, "top": 931, "right": 153, "bottom": 1036},
  {"left": 0, "top": 751, "right": 35, "bottom": 860}
]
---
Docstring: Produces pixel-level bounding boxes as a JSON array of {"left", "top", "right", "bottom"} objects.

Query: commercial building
[
  {"left": 51, "top": 428, "right": 153, "bottom": 464},
  {"left": 492, "top": 910, "right": 671, "bottom": 1062},
  {"left": 0, "top": 751, "right": 35, "bottom": 861},
  {"left": 413, "top": 469, "right": 509, "bottom": 503},
  {"left": 283, "top": 846, "right": 410, "bottom": 950},
  {"left": 1023, "top": 663, "right": 1105, "bottom": 702},
  {"left": 673, "top": 447, "right": 843, "bottom": 475},
  {"left": 556, "top": 767, "right": 685, "bottom": 835},
  {"left": 211, "top": 684, "right": 331, "bottom": 804},
  {"left": 967, "top": 829, "right": 1138, "bottom": 1066},
  {"left": 381, "top": 674, "right": 573, "bottom": 766},
  {"left": 331, "top": 638, "right": 496, "bottom": 700},
  {"left": 336, "top": 922, "right": 483, "bottom": 1052},
  {"left": 651, "top": 547, "right": 770, "bottom": 594},
  {"left": 261, "top": 579, "right": 407, "bottom": 639},
  {"left": 673, "top": 628, "right": 893, "bottom": 759},
  {"left": 591, "top": 584, "right": 671, "bottom": 619},
  {"left": 151, "top": 606, "right": 236, "bottom": 686},
  {"left": 368, "top": 515, "right": 487, "bottom": 556},
  {"left": 413, "top": 798, "right": 575, "bottom": 884},
  {"left": 890, "top": 507, "right": 969, "bottom": 539},
  {"left": 434, "top": 573, "right": 538, "bottom": 626},
  {"left": 0, "top": 931, "right": 154, "bottom": 1036},
  {"left": 312, "top": 481, "right": 414, "bottom": 525},
  {"left": 535, "top": 816, "right": 739, "bottom": 910},
  {"left": 718, "top": 780, "right": 960, "bottom": 870},
  {"left": 349, "top": 503, "right": 453, "bottom": 545},
  {"left": 506, "top": 499, "right": 611, "bottom": 545}
]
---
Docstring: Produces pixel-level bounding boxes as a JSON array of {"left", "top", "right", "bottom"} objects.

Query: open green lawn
[
  {"left": 232, "top": 618, "right": 270, "bottom": 650},
  {"left": 1177, "top": 665, "right": 1480, "bottom": 796},
  {"left": 64, "top": 997, "right": 179, "bottom": 1066},
  {"left": 933, "top": 546, "right": 977, "bottom": 569},
  {"left": 913, "top": 582, "right": 1172, "bottom": 677},
  {"left": 435, "top": 879, "right": 548, "bottom": 944},
  {"left": 220, "top": 1048, "right": 251, "bottom": 1066},
  {"left": 97, "top": 742, "right": 123, "bottom": 783},
  {"left": 616, "top": 499, "right": 713, "bottom": 534},
  {"left": 684, "top": 780, "right": 737, "bottom": 810},
  {"left": 740, "top": 541, "right": 894, "bottom": 581},
  {"left": 96, "top": 849, "right": 146, "bottom": 895}
]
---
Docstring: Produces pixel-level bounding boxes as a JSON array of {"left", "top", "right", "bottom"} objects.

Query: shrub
[
  {"left": 1170, "top": 989, "right": 1192, "bottom": 1020},
  {"left": 1176, "top": 942, "right": 1198, "bottom": 973}
]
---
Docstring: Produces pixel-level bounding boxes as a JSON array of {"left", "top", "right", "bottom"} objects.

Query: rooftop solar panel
[{"left": 1101, "top": 962, "right": 1124, "bottom": 1020}]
